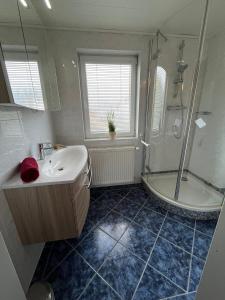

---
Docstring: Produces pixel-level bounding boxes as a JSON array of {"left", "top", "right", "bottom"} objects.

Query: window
[
  {"left": 151, "top": 66, "right": 167, "bottom": 134},
  {"left": 5, "top": 60, "right": 45, "bottom": 110},
  {"left": 79, "top": 54, "right": 137, "bottom": 138}
]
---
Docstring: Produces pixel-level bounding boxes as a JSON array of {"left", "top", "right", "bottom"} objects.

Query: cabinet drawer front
[
  {"left": 73, "top": 186, "right": 90, "bottom": 236},
  {"left": 5, "top": 188, "right": 45, "bottom": 244},
  {"left": 37, "top": 184, "right": 76, "bottom": 241}
]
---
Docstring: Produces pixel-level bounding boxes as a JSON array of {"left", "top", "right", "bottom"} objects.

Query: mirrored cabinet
[{"left": 0, "top": 0, "right": 61, "bottom": 111}]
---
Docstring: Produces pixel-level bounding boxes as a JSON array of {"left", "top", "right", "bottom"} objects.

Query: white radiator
[{"left": 89, "top": 147, "right": 135, "bottom": 186}]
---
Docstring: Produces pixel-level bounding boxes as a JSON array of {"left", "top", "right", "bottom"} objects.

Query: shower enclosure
[{"left": 142, "top": 0, "right": 224, "bottom": 213}]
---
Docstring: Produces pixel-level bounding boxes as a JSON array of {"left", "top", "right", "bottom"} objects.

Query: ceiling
[{"left": 1, "top": 0, "right": 225, "bottom": 37}]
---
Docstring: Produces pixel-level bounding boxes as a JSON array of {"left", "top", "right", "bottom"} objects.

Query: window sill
[{"left": 84, "top": 137, "right": 138, "bottom": 142}]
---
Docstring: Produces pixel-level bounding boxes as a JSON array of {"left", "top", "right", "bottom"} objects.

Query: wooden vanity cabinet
[{"left": 4, "top": 169, "right": 90, "bottom": 244}]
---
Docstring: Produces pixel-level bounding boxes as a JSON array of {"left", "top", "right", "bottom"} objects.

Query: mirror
[
  {"left": 0, "top": 0, "right": 61, "bottom": 111},
  {"left": 18, "top": 0, "right": 61, "bottom": 111},
  {"left": 0, "top": 0, "right": 26, "bottom": 105}
]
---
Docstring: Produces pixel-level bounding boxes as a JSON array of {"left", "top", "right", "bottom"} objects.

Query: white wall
[
  {"left": 48, "top": 29, "right": 200, "bottom": 178},
  {"left": 0, "top": 24, "right": 55, "bottom": 292},
  {"left": 189, "top": 32, "right": 225, "bottom": 188},
  {"left": 196, "top": 201, "right": 225, "bottom": 300},
  {"left": 0, "top": 232, "right": 26, "bottom": 300},
  {"left": 49, "top": 29, "right": 151, "bottom": 181},
  {"left": 0, "top": 106, "right": 54, "bottom": 292}
]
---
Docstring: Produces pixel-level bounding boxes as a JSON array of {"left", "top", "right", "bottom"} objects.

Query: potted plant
[{"left": 107, "top": 112, "right": 116, "bottom": 140}]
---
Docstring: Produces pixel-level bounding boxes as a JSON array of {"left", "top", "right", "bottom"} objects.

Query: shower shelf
[
  {"left": 167, "top": 105, "right": 187, "bottom": 111},
  {"left": 195, "top": 111, "right": 212, "bottom": 116}
]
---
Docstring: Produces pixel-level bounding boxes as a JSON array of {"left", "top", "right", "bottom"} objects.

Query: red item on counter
[{"left": 20, "top": 157, "right": 39, "bottom": 183}]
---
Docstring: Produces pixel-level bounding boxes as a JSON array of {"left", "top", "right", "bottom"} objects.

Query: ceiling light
[
  {"left": 19, "top": 0, "right": 28, "bottom": 8},
  {"left": 44, "top": 0, "right": 52, "bottom": 10}
]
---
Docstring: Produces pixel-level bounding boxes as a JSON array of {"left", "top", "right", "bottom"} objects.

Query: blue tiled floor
[
  {"left": 98, "top": 210, "right": 130, "bottom": 240},
  {"left": 160, "top": 218, "right": 194, "bottom": 252},
  {"left": 134, "top": 207, "right": 165, "bottom": 234},
  {"left": 32, "top": 184, "right": 217, "bottom": 299}
]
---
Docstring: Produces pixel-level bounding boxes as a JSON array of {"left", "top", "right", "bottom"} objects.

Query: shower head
[{"left": 152, "top": 30, "right": 168, "bottom": 60}]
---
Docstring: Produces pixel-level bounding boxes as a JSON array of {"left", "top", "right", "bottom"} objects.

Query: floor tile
[
  {"left": 44, "top": 240, "right": 73, "bottom": 277},
  {"left": 119, "top": 222, "right": 156, "bottom": 261},
  {"left": 126, "top": 188, "right": 149, "bottom": 205},
  {"left": 65, "top": 218, "right": 95, "bottom": 248},
  {"left": 99, "top": 243, "right": 145, "bottom": 300},
  {"left": 134, "top": 207, "right": 165, "bottom": 234},
  {"left": 196, "top": 219, "right": 217, "bottom": 237},
  {"left": 145, "top": 199, "right": 167, "bottom": 215},
  {"left": 31, "top": 185, "right": 206, "bottom": 299},
  {"left": 149, "top": 237, "right": 191, "bottom": 290},
  {"left": 48, "top": 251, "right": 95, "bottom": 299},
  {"left": 91, "top": 188, "right": 105, "bottom": 200},
  {"left": 104, "top": 189, "right": 128, "bottom": 198},
  {"left": 98, "top": 210, "right": 130, "bottom": 240},
  {"left": 113, "top": 197, "right": 142, "bottom": 220},
  {"left": 79, "top": 274, "right": 121, "bottom": 300},
  {"left": 193, "top": 231, "right": 212, "bottom": 260},
  {"left": 133, "top": 265, "right": 183, "bottom": 300},
  {"left": 189, "top": 256, "right": 205, "bottom": 292},
  {"left": 167, "top": 212, "right": 196, "bottom": 229},
  {"left": 99, "top": 192, "right": 124, "bottom": 209},
  {"left": 95, "top": 194, "right": 120, "bottom": 209},
  {"left": 76, "top": 227, "right": 117, "bottom": 270},
  {"left": 160, "top": 217, "right": 194, "bottom": 253},
  {"left": 87, "top": 198, "right": 112, "bottom": 224}
]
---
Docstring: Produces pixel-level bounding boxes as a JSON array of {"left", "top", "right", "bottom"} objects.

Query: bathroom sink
[
  {"left": 41, "top": 145, "right": 88, "bottom": 179},
  {"left": 1, "top": 145, "right": 88, "bottom": 189}
]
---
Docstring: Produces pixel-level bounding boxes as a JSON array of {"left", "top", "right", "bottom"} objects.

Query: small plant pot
[{"left": 109, "top": 131, "right": 116, "bottom": 140}]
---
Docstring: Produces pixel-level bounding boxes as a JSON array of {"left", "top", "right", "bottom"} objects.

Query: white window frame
[{"left": 79, "top": 54, "right": 137, "bottom": 139}]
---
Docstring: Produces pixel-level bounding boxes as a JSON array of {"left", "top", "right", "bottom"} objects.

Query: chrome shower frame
[
  {"left": 142, "top": 0, "right": 211, "bottom": 202},
  {"left": 174, "top": 0, "right": 210, "bottom": 200}
]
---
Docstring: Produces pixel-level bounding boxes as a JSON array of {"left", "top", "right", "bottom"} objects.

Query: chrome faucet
[{"left": 38, "top": 143, "right": 54, "bottom": 160}]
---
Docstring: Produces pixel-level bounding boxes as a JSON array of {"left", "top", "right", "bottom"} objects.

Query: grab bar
[
  {"left": 84, "top": 154, "right": 92, "bottom": 189},
  {"left": 85, "top": 168, "right": 92, "bottom": 189},
  {"left": 141, "top": 140, "right": 150, "bottom": 148},
  {"left": 84, "top": 154, "right": 92, "bottom": 175}
]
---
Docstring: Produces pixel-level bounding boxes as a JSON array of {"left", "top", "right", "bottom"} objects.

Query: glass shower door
[
  {"left": 177, "top": 0, "right": 225, "bottom": 209},
  {"left": 143, "top": 0, "right": 205, "bottom": 202},
  {"left": 144, "top": 36, "right": 185, "bottom": 200}
]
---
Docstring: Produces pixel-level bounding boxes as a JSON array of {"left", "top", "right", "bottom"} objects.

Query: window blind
[
  {"left": 5, "top": 60, "right": 45, "bottom": 110},
  {"left": 80, "top": 55, "right": 137, "bottom": 138},
  {"left": 152, "top": 66, "right": 167, "bottom": 133}
]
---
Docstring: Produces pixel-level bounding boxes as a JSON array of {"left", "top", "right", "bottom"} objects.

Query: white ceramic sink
[
  {"left": 1, "top": 145, "right": 88, "bottom": 189},
  {"left": 41, "top": 145, "right": 88, "bottom": 180}
]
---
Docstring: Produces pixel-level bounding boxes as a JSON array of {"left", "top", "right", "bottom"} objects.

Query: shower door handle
[{"left": 141, "top": 140, "right": 150, "bottom": 148}]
